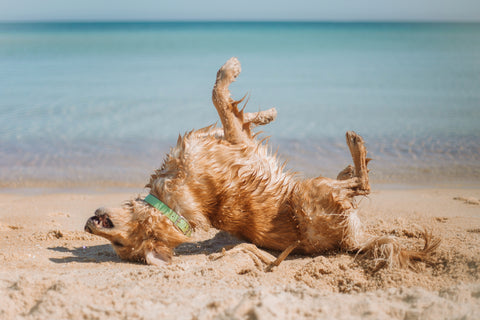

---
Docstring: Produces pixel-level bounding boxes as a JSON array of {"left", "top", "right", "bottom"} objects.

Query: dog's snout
[
  {"left": 88, "top": 207, "right": 115, "bottom": 229},
  {"left": 94, "top": 207, "right": 109, "bottom": 217}
]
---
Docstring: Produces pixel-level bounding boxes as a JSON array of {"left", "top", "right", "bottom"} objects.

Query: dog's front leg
[
  {"left": 212, "top": 57, "right": 279, "bottom": 146},
  {"left": 199, "top": 108, "right": 278, "bottom": 139},
  {"left": 244, "top": 108, "right": 277, "bottom": 128},
  {"left": 211, "top": 57, "right": 251, "bottom": 145}
]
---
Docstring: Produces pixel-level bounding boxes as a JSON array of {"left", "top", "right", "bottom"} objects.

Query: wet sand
[{"left": 1, "top": 187, "right": 479, "bottom": 319}]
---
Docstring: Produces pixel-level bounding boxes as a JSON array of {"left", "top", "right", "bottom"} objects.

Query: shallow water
[{"left": 1, "top": 22, "right": 479, "bottom": 187}]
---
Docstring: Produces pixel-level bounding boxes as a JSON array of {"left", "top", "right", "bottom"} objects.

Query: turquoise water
[{"left": 1, "top": 22, "right": 479, "bottom": 187}]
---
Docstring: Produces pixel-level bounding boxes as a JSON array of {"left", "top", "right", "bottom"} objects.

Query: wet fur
[{"left": 85, "top": 58, "right": 439, "bottom": 268}]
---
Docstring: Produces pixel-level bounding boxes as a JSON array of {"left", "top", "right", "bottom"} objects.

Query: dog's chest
[{"left": 184, "top": 135, "right": 285, "bottom": 183}]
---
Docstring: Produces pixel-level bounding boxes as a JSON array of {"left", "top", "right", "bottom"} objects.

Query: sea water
[{"left": 1, "top": 22, "right": 479, "bottom": 187}]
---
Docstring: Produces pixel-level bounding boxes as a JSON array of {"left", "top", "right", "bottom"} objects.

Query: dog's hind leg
[
  {"left": 209, "top": 242, "right": 299, "bottom": 271},
  {"left": 265, "top": 240, "right": 300, "bottom": 272},
  {"left": 339, "top": 132, "right": 440, "bottom": 268},
  {"left": 212, "top": 57, "right": 254, "bottom": 145},
  {"left": 345, "top": 131, "right": 370, "bottom": 194},
  {"left": 209, "top": 243, "right": 276, "bottom": 268},
  {"left": 325, "top": 131, "right": 371, "bottom": 195},
  {"left": 310, "top": 131, "right": 370, "bottom": 196}
]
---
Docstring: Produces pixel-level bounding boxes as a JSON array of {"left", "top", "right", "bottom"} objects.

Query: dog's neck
[{"left": 144, "top": 194, "right": 193, "bottom": 237}]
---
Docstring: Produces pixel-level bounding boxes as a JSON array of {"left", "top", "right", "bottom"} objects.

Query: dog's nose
[{"left": 88, "top": 207, "right": 115, "bottom": 229}]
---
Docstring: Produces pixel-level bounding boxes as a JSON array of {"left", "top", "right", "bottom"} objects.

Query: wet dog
[{"left": 85, "top": 58, "right": 438, "bottom": 268}]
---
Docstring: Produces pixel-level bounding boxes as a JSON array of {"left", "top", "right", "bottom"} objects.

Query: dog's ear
[{"left": 145, "top": 244, "right": 172, "bottom": 266}]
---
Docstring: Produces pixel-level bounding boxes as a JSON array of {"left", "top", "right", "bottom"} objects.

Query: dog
[{"left": 85, "top": 57, "right": 438, "bottom": 268}]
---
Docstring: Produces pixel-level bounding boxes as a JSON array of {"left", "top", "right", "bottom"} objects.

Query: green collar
[{"left": 144, "top": 194, "right": 192, "bottom": 237}]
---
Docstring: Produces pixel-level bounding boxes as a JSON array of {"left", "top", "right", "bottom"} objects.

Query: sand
[{"left": 1, "top": 187, "right": 479, "bottom": 319}]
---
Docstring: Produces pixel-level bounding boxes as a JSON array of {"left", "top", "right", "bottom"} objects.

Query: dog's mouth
[{"left": 85, "top": 214, "right": 114, "bottom": 233}]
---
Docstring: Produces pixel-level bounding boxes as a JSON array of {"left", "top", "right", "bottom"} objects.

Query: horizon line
[{"left": 1, "top": 18, "right": 479, "bottom": 24}]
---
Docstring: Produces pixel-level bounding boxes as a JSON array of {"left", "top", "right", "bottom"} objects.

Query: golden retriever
[{"left": 85, "top": 58, "right": 438, "bottom": 268}]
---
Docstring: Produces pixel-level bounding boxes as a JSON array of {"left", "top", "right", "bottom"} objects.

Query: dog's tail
[{"left": 356, "top": 230, "right": 440, "bottom": 270}]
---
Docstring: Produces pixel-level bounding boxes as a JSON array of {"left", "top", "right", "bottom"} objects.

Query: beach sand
[{"left": 1, "top": 187, "right": 479, "bottom": 319}]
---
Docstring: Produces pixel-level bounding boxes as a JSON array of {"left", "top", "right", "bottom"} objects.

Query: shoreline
[{"left": 1, "top": 180, "right": 480, "bottom": 195}]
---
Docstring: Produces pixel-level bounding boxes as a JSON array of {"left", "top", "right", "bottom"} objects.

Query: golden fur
[{"left": 85, "top": 58, "right": 439, "bottom": 268}]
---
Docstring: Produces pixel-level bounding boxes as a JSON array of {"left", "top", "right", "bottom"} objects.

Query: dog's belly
[
  {"left": 208, "top": 204, "right": 301, "bottom": 252},
  {"left": 185, "top": 134, "right": 359, "bottom": 254}
]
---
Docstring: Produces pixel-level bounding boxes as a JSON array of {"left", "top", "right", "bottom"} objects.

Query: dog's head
[{"left": 85, "top": 195, "right": 189, "bottom": 266}]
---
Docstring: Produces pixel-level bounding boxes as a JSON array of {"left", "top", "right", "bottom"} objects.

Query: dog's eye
[{"left": 113, "top": 241, "right": 124, "bottom": 247}]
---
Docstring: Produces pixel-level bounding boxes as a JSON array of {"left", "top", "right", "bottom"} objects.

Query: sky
[{"left": 0, "top": 0, "right": 479, "bottom": 22}]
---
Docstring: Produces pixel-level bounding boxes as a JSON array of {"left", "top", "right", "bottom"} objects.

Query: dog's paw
[
  {"left": 337, "top": 165, "right": 355, "bottom": 180},
  {"left": 218, "top": 57, "right": 241, "bottom": 83},
  {"left": 346, "top": 131, "right": 365, "bottom": 147}
]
